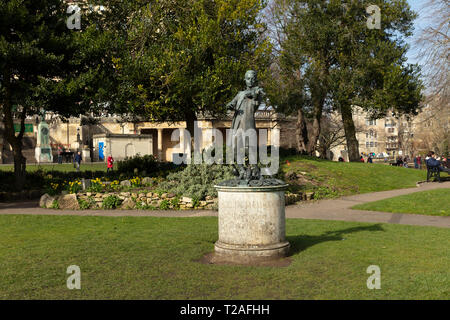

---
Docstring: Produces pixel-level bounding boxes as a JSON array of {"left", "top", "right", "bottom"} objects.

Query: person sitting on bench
[{"left": 426, "top": 151, "right": 450, "bottom": 174}]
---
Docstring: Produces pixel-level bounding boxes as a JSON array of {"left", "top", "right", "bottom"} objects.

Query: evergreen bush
[{"left": 159, "top": 163, "right": 235, "bottom": 200}]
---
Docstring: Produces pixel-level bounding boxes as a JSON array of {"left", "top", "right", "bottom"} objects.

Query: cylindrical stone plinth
[{"left": 214, "top": 184, "right": 290, "bottom": 262}]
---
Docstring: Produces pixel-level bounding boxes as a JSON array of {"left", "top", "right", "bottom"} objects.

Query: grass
[
  {"left": 281, "top": 156, "right": 428, "bottom": 199},
  {"left": 0, "top": 163, "right": 107, "bottom": 172},
  {"left": 352, "top": 189, "right": 450, "bottom": 217},
  {"left": 0, "top": 215, "right": 448, "bottom": 299}
]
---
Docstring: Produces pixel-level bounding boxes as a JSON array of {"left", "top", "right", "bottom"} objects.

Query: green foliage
[
  {"left": 50, "top": 200, "right": 59, "bottom": 210},
  {"left": 268, "top": 0, "right": 423, "bottom": 159},
  {"left": 78, "top": 197, "right": 96, "bottom": 210},
  {"left": 116, "top": 154, "right": 177, "bottom": 177},
  {"left": 170, "top": 197, "right": 181, "bottom": 210},
  {"left": 135, "top": 200, "right": 155, "bottom": 211},
  {"left": 159, "top": 163, "right": 235, "bottom": 200},
  {"left": 102, "top": 195, "right": 123, "bottom": 210},
  {"left": 88, "top": 178, "right": 105, "bottom": 193},
  {"left": 117, "top": 154, "right": 157, "bottom": 174},
  {"left": 159, "top": 200, "right": 170, "bottom": 210},
  {"left": 0, "top": 1, "right": 117, "bottom": 188},
  {"left": 191, "top": 196, "right": 200, "bottom": 209},
  {"left": 67, "top": 181, "right": 82, "bottom": 194},
  {"left": 100, "top": 0, "right": 271, "bottom": 123}
]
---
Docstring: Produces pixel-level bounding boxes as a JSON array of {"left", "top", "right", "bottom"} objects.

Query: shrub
[
  {"left": 159, "top": 199, "right": 170, "bottom": 210},
  {"left": 78, "top": 197, "right": 96, "bottom": 210},
  {"left": 158, "top": 163, "right": 234, "bottom": 200},
  {"left": 135, "top": 200, "right": 156, "bottom": 210},
  {"left": 116, "top": 154, "right": 177, "bottom": 177},
  {"left": 50, "top": 200, "right": 59, "bottom": 209},
  {"left": 102, "top": 195, "right": 123, "bottom": 209},
  {"left": 170, "top": 197, "right": 180, "bottom": 209},
  {"left": 192, "top": 196, "right": 200, "bottom": 208}
]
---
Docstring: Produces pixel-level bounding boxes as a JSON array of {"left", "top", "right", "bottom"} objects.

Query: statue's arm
[{"left": 226, "top": 95, "right": 238, "bottom": 110}]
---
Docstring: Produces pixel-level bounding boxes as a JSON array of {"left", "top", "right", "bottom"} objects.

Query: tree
[
  {"left": 415, "top": 0, "right": 449, "bottom": 107},
  {"left": 264, "top": 0, "right": 328, "bottom": 155},
  {"left": 97, "top": 0, "right": 272, "bottom": 137},
  {"left": 0, "top": 0, "right": 115, "bottom": 189},
  {"left": 267, "top": 0, "right": 423, "bottom": 161}
]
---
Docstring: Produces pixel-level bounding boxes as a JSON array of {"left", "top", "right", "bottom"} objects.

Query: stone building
[
  {"left": 329, "top": 106, "right": 414, "bottom": 161},
  {"left": 0, "top": 111, "right": 297, "bottom": 164}
]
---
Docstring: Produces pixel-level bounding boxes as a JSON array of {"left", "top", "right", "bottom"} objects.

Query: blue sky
[{"left": 405, "top": 0, "right": 429, "bottom": 65}]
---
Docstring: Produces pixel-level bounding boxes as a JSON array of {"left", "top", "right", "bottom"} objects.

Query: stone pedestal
[
  {"left": 214, "top": 184, "right": 289, "bottom": 262},
  {"left": 35, "top": 147, "right": 53, "bottom": 163}
]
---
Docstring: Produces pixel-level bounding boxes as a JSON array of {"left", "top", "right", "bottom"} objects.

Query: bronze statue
[
  {"left": 218, "top": 71, "right": 284, "bottom": 187},
  {"left": 226, "top": 70, "right": 265, "bottom": 184}
]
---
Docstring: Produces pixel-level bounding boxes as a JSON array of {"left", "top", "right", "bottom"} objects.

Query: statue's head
[{"left": 244, "top": 70, "right": 257, "bottom": 88}]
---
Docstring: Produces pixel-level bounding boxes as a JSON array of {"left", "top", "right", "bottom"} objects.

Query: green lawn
[
  {"left": 281, "top": 156, "right": 428, "bottom": 198},
  {"left": 352, "top": 189, "right": 450, "bottom": 217},
  {"left": 0, "top": 163, "right": 107, "bottom": 172},
  {"left": 0, "top": 215, "right": 448, "bottom": 299}
]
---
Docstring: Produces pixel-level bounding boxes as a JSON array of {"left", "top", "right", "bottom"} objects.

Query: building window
[
  {"left": 366, "top": 142, "right": 369, "bottom": 147},
  {"left": 370, "top": 142, "right": 374, "bottom": 147}
]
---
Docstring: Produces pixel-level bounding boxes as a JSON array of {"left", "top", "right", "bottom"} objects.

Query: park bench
[{"left": 426, "top": 164, "right": 441, "bottom": 182}]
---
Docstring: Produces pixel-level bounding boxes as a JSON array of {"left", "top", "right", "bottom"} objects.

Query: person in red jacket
[{"left": 107, "top": 155, "right": 114, "bottom": 173}]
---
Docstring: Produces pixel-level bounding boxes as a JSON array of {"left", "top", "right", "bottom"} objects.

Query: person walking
[
  {"left": 417, "top": 155, "right": 422, "bottom": 169},
  {"left": 74, "top": 151, "right": 82, "bottom": 172},
  {"left": 107, "top": 155, "right": 114, "bottom": 173}
]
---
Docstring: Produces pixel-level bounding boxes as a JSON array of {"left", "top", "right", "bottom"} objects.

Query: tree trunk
[
  {"left": 296, "top": 108, "right": 308, "bottom": 153},
  {"left": 307, "top": 96, "right": 324, "bottom": 155},
  {"left": 13, "top": 141, "right": 26, "bottom": 190},
  {"left": 1, "top": 74, "right": 27, "bottom": 190},
  {"left": 340, "top": 104, "right": 360, "bottom": 162}
]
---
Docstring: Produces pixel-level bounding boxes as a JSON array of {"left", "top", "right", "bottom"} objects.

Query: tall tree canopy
[
  {"left": 95, "top": 0, "right": 272, "bottom": 134},
  {"left": 0, "top": 0, "right": 114, "bottom": 188},
  {"left": 266, "top": 0, "right": 423, "bottom": 161}
]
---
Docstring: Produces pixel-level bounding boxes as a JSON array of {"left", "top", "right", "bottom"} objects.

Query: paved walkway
[{"left": 0, "top": 181, "right": 449, "bottom": 228}]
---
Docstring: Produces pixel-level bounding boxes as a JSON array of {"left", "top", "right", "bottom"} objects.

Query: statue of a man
[
  {"left": 226, "top": 70, "right": 265, "bottom": 181},
  {"left": 227, "top": 70, "right": 265, "bottom": 133}
]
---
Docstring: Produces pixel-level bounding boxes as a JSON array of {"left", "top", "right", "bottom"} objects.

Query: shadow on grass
[{"left": 287, "top": 224, "right": 385, "bottom": 257}]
